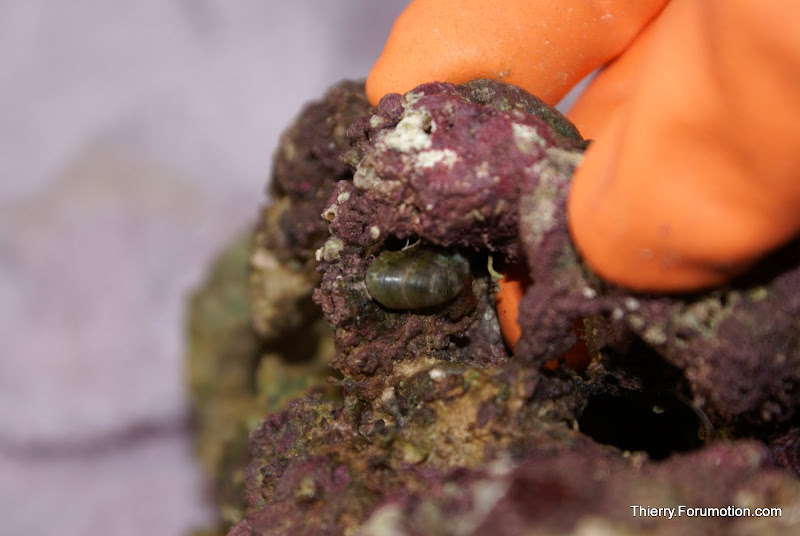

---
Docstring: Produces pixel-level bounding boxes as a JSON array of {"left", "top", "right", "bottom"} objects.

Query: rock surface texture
[{"left": 188, "top": 79, "right": 800, "bottom": 536}]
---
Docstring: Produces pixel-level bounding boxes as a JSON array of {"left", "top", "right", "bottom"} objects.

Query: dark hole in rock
[
  {"left": 450, "top": 334, "right": 470, "bottom": 348},
  {"left": 578, "top": 390, "right": 706, "bottom": 460},
  {"left": 382, "top": 235, "right": 419, "bottom": 251}
]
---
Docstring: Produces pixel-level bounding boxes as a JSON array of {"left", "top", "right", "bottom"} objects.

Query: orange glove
[{"left": 368, "top": 0, "right": 800, "bottom": 352}]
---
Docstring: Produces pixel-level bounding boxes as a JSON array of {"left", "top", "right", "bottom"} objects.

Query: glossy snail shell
[{"left": 365, "top": 246, "right": 471, "bottom": 309}]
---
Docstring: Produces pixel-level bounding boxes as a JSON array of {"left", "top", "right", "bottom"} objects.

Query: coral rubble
[
  {"left": 188, "top": 80, "right": 370, "bottom": 530},
  {"left": 188, "top": 79, "right": 800, "bottom": 536}
]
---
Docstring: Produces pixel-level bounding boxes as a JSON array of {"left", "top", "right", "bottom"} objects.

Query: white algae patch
[
  {"left": 416, "top": 149, "right": 458, "bottom": 169},
  {"left": 382, "top": 109, "right": 433, "bottom": 153}
]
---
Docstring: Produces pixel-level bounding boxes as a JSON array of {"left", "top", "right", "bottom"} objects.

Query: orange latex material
[
  {"left": 496, "top": 266, "right": 589, "bottom": 372},
  {"left": 495, "top": 264, "right": 530, "bottom": 353},
  {"left": 367, "top": 0, "right": 667, "bottom": 107},
  {"left": 568, "top": 0, "right": 800, "bottom": 290},
  {"left": 561, "top": 319, "right": 590, "bottom": 373},
  {"left": 368, "top": 0, "right": 800, "bottom": 349}
]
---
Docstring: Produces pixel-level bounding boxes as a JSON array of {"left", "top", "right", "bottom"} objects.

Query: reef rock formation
[{"left": 188, "top": 79, "right": 800, "bottom": 536}]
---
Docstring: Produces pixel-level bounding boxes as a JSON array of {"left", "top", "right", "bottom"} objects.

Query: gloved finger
[
  {"left": 567, "top": 0, "right": 800, "bottom": 290},
  {"left": 366, "top": 0, "right": 667, "bottom": 106}
]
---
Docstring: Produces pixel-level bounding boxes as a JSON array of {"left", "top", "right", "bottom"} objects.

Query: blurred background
[
  {"left": 0, "top": 2, "right": 591, "bottom": 533},
  {"left": 0, "top": 2, "right": 408, "bottom": 534}
]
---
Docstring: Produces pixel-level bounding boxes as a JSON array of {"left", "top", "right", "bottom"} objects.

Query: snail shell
[{"left": 365, "top": 246, "right": 471, "bottom": 309}]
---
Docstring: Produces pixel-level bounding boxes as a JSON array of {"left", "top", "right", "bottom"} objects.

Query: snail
[{"left": 365, "top": 244, "right": 471, "bottom": 309}]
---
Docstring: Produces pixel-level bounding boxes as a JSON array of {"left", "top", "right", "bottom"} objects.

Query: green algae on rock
[{"left": 187, "top": 80, "right": 371, "bottom": 532}]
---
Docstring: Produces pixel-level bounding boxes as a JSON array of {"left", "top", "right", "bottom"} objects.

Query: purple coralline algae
[{"left": 186, "top": 79, "right": 799, "bottom": 536}]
